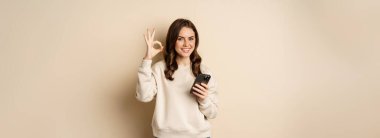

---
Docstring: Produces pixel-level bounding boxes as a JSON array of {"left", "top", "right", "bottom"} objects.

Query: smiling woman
[
  {"left": 163, "top": 19, "right": 202, "bottom": 81},
  {"left": 175, "top": 27, "right": 196, "bottom": 58},
  {"left": 136, "top": 18, "right": 218, "bottom": 138}
]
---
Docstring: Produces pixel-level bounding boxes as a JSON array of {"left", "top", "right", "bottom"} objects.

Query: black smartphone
[{"left": 191, "top": 74, "right": 211, "bottom": 93}]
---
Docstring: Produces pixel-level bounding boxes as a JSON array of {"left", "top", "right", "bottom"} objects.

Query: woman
[{"left": 136, "top": 18, "right": 218, "bottom": 138}]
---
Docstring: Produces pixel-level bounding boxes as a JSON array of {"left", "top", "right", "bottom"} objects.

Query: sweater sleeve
[
  {"left": 198, "top": 69, "right": 218, "bottom": 119},
  {"left": 135, "top": 60, "right": 158, "bottom": 102}
]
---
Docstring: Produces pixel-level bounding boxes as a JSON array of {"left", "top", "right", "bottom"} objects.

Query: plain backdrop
[{"left": 1, "top": 0, "right": 379, "bottom": 138}]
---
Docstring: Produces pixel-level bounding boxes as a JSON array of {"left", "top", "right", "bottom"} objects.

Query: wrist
[
  {"left": 198, "top": 97, "right": 208, "bottom": 104},
  {"left": 143, "top": 55, "right": 152, "bottom": 60}
]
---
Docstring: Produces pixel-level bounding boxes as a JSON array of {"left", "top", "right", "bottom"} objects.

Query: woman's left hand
[{"left": 192, "top": 83, "right": 209, "bottom": 102}]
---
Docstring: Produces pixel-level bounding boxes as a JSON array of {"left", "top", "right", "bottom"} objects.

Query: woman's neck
[{"left": 176, "top": 57, "right": 191, "bottom": 66}]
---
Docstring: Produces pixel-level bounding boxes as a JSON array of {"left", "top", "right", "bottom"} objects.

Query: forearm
[
  {"left": 136, "top": 60, "right": 157, "bottom": 102},
  {"left": 198, "top": 96, "right": 218, "bottom": 119}
]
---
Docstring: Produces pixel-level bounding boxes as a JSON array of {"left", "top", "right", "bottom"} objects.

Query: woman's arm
[
  {"left": 136, "top": 60, "right": 158, "bottom": 102},
  {"left": 136, "top": 28, "right": 163, "bottom": 102},
  {"left": 192, "top": 76, "right": 218, "bottom": 119}
]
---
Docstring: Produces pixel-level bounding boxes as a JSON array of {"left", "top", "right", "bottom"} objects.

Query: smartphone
[{"left": 191, "top": 74, "right": 211, "bottom": 93}]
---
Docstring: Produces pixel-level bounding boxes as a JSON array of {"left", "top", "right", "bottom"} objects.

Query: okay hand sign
[{"left": 143, "top": 28, "right": 164, "bottom": 60}]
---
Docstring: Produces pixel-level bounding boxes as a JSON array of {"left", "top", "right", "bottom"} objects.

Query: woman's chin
[{"left": 178, "top": 53, "right": 192, "bottom": 58}]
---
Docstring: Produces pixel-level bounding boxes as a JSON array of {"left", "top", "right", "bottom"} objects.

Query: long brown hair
[{"left": 164, "top": 18, "right": 202, "bottom": 81}]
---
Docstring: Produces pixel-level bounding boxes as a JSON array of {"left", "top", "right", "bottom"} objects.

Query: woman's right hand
[{"left": 143, "top": 28, "right": 164, "bottom": 60}]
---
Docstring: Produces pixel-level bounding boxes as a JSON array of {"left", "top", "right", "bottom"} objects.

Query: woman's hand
[
  {"left": 143, "top": 28, "right": 164, "bottom": 60},
  {"left": 192, "top": 83, "right": 209, "bottom": 102}
]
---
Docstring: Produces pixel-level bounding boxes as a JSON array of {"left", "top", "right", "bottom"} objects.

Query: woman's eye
[
  {"left": 177, "top": 38, "right": 183, "bottom": 41},
  {"left": 189, "top": 38, "right": 194, "bottom": 41}
]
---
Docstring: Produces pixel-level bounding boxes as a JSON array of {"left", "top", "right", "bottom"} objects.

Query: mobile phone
[{"left": 191, "top": 74, "right": 211, "bottom": 93}]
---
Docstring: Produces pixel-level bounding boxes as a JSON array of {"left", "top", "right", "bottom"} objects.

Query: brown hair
[{"left": 164, "top": 18, "right": 202, "bottom": 81}]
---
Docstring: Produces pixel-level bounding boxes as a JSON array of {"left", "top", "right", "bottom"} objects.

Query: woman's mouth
[{"left": 181, "top": 48, "right": 192, "bottom": 53}]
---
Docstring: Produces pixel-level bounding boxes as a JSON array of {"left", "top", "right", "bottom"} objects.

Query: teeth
[{"left": 182, "top": 48, "right": 191, "bottom": 53}]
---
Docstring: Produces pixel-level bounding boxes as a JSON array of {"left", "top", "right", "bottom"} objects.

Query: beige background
[{"left": 1, "top": 0, "right": 379, "bottom": 138}]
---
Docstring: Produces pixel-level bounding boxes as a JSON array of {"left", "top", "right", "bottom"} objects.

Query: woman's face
[{"left": 175, "top": 27, "right": 196, "bottom": 58}]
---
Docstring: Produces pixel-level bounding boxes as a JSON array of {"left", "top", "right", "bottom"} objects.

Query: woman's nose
[{"left": 184, "top": 39, "right": 190, "bottom": 47}]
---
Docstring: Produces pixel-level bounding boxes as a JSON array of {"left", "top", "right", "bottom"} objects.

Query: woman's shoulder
[{"left": 200, "top": 63, "right": 213, "bottom": 75}]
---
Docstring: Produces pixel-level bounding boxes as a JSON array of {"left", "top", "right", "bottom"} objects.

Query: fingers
[
  {"left": 192, "top": 83, "right": 209, "bottom": 101},
  {"left": 144, "top": 33, "right": 148, "bottom": 44},
  {"left": 192, "top": 91, "right": 206, "bottom": 99},
  {"left": 147, "top": 28, "right": 151, "bottom": 40},
  {"left": 152, "top": 28, "right": 156, "bottom": 39},
  {"left": 192, "top": 84, "right": 207, "bottom": 95},
  {"left": 192, "top": 86, "right": 203, "bottom": 94},
  {"left": 200, "top": 83, "right": 209, "bottom": 90},
  {"left": 145, "top": 28, "right": 155, "bottom": 41},
  {"left": 145, "top": 28, "right": 163, "bottom": 50},
  {"left": 195, "top": 83, "right": 207, "bottom": 92},
  {"left": 153, "top": 41, "right": 164, "bottom": 50}
]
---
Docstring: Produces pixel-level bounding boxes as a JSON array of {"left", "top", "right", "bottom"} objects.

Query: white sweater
[{"left": 136, "top": 59, "right": 218, "bottom": 138}]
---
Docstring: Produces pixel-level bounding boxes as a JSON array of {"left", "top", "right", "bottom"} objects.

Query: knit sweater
[{"left": 136, "top": 59, "right": 218, "bottom": 138}]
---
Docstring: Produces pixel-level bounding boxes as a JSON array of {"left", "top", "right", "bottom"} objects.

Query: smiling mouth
[{"left": 181, "top": 48, "right": 192, "bottom": 53}]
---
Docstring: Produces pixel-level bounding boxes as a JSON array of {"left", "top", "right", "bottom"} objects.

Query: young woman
[{"left": 136, "top": 18, "right": 218, "bottom": 138}]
